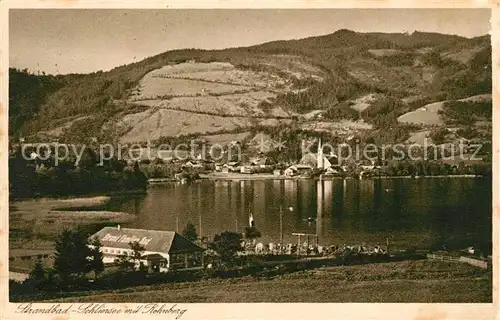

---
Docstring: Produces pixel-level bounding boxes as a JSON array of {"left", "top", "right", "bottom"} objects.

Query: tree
[
  {"left": 29, "top": 258, "right": 45, "bottom": 281},
  {"left": 78, "top": 147, "right": 98, "bottom": 169},
  {"left": 244, "top": 226, "right": 262, "bottom": 243},
  {"left": 129, "top": 241, "right": 146, "bottom": 265},
  {"left": 133, "top": 162, "right": 148, "bottom": 188},
  {"left": 88, "top": 236, "right": 104, "bottom": 280},
  {"left": 53, "top": 230, "right": 75, "bottom": 281},
  {"left": 429, "top": 128, "right": 448, "bottom": 145},
  {"left": 210, "top": 232, "right": 243, "bottom": 264},
  {"left": 53, "top": 229, "right": 92, "bottom": 282},
  {"left": 26, "top": 258, "right": 46, "bottom": 291},
  {"left": 117, "top": 241, "right": 145, "bottom": 272},
  {"left": 116, "top": 252, "right": 135, "bottom": 272},
  {"left": 9, "top": 147, "right": 37, "bottom": 198},
  {"left": 182, "top": 221, "right": 198, "bottom": 242}
]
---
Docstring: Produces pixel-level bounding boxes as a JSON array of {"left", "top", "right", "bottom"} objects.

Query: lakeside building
[
  {"left": 222, "top": 161, "right": 240, "bottom": 172},
  {"left": 249, "top": 157, "right": 272, "bottom": 168},
  {"left": 91, "top": 226, "right": 205, "bottom": 273},
  {"left": 284, "top": 164, "right": 313, "bottom": 176}
]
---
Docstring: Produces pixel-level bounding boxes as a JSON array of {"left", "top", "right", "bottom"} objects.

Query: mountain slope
[{"left": 9, "top": 30, "right": 491, "bottom": 145}]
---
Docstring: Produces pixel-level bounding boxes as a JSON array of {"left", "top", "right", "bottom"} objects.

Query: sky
[{"left": 10, "top": 9, "right": 491, "bottom": 75}]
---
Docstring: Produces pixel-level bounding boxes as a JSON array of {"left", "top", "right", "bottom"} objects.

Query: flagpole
[
  {"left": 199, "top": 213, "right": 202, "bottom": 239},
  {"left": 280, "top": 205, "right": 283, "bottom": 246}
]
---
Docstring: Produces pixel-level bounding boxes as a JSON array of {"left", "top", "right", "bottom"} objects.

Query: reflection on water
[{"left": 108, "top": 178, "right": 492, "bottom": 249}]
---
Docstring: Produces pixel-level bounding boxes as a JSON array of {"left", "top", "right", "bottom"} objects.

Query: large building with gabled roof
[{"left": 91, "top": 226, "right": 205, "bottom": 273}]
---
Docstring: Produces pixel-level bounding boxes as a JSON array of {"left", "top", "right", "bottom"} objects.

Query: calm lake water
[{"left": 107, "top": 178, "right": 492, "bottom": 249}]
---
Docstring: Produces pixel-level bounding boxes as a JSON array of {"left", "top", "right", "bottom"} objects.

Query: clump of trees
[
  {"left": 380, "top": 160, "right": 491, "bottom": 177},
  {"left": 439, "top": 100, "right": 492, "bottom": 125},
  {"left": 21, "top": 229, "right": 105, "bottom": 293},
  {"left": 375, "top": 52, "right": 415, "bottom": 67},
  {"left": 456, "top": 126, "right": 479, "bottom": 140},
  {"left": 429, "top": 128, "right": 450, "bottom": 145},
  {"left": 361, "top": 96, "right": 405, "bottom": 127},
  {"left": 274, "top": 75, "right": 367, "bottom": 114},
  {"left": 209, "top": 232, "right": 243, "bottom": 265},
  {"left": 53, "top": 229, "right": 104, "bottom": 282},
  {"left": 8, "top": 146, "right": 148, "bottom": 199},
  {"left": 323, "top": 101, "right": 360, "bottom": 121}
]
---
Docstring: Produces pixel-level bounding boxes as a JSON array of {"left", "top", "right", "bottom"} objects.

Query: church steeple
[{"left": 317, "top": 138, "right": 323, "bottom": 169}]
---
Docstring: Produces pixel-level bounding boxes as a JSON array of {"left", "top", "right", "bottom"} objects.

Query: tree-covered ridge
[{"left": 9, "top": 69, "right": 65, "bottom": 135}]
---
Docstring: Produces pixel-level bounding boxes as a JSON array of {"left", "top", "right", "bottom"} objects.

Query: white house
[
  {"left": 223, "top": 161, "right": 240, "bottom": 172},
  {"left": 284, "top": 164, "right": 313, "bottom": 176},
  {"left": 90, "top": 226, "right": 204, "bottom": 273}
]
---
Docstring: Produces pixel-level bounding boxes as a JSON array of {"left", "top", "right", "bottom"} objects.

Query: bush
[{"left": 210, "top": 232, "right": 243, "bottom": 265}]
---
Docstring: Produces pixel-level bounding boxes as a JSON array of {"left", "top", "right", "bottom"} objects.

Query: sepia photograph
[{"left": 4, "top": 6, "right": 494, "bottom": 310}]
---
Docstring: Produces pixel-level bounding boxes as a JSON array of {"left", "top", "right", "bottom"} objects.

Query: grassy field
[
  {"left": 9, "top": 196, "right": 134, "bottom": 254},
  {"left": 119, "top": 109, "right": 253, "bottom": 143},
  {"left": 397, "top": 101, "right": 445, "bottom": 126},
  {"left": 116, "top": 61, "right": 299, "bottom": 142},
  {"left": 42, "top": 260, "right": 491, "bottom": 303},
  {"left": 397, "top": 93, "right": 492, "bottom": 126}
]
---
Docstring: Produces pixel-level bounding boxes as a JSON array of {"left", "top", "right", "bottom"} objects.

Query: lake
[{"left": 107, "top": 178, "right": 492, "bottom": 250}]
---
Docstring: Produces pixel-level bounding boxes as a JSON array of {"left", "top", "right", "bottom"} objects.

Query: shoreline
[
  {"left": 9, "top": 188, "right": 147, "bottom": 202},
  {"left": 195, "top": 173, "right": 484, "bottom": 181}
]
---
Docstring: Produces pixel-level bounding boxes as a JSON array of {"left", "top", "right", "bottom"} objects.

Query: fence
[
  {"left": 458, "top": 256, "right": 489, "bottom": 269},
  {"left": 426, "top": 254, "right": 460, "bottom": 262},
  {"left": 426, "top": 254, "right": 489, "bottom": 269}
]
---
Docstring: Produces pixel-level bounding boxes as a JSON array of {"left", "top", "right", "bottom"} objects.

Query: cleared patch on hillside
[
  {"left": 398, "top": 94, "right": 492, "bottom": 126},
  {"left": 130, "top": 62, "right": 290, "bottom": 99},
  {"left": 113, "top": 60, "right": 321, "bottom": 143},
  {"left": 367, "top": 49, "right": 404, "bottom": 57},
  {"left": 152, "top": 62, "right": 234, "bottom": 74},
  {"left": 349, "top": 93, "right": 381, "bottom": 112},
  {"left": 265, "top": 54, "right": 325, "bottom": 80},
  {"left": 397, "top": 101, "right": 445, "bottom": 125},
  {"left": 164, "top": 70, "right": 287, "bottom": 89},
  {"left": 202, "top": 132, "right": 252, "bottom": 145},
  {"left": 131, "top": 78, "right": 251, "bottom": 100},
  {"left": 416, "top": 47, "right": 434, "bottom": 54},
  {"left": 38, "top": 115, "right": 91, "bottom": 137},
  {"left": 458, "top": 93, "right": 491, "bottom": 103},
  {"left": 406, "top": 130, "right": 431, "bottom": 145},
  {"left": 118, "top": 109, "right": 252, "bottom": 143},
  {"left": 117, "top": 109, "right": 285, "bottom": 143},
  {"left": 131, "top": 91, "right": 282, "bottom": 117},
  {"left": 441, "top": 46, "right": 486, "bottom": 64},
  {"left": 302, "top": 110, "right": 325, "bottom": 120}
]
